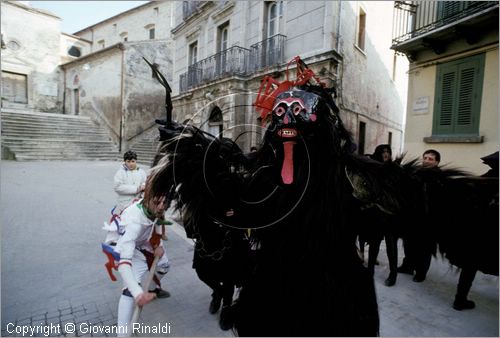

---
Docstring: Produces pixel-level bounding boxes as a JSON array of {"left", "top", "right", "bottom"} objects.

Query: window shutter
[
  {"left": 433, "top": 54, "right": 484, "bottom": 136},
  {"left": 454, "top": 57, "right": 484, "bottom": 134},
  {"left": 438, "top": 2, "right": 464, "bottom": 20},
  {"left": 434, "top": 65, "right": 457, "bottom": 134}
]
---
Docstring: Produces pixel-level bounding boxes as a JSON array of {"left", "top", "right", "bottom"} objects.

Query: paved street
[{"left": 1, "top": 160, "right": 498, "bottom": 337}]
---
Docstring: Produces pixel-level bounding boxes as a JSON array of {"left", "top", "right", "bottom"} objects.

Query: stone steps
[
  {"left": 1, "top": 109, "right": 120, "bottom": 161},
  {"left": 127, "top": 128, "right": 161, "bottom": 165}
]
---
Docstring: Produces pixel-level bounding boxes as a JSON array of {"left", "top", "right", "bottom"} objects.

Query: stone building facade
[
  {"left": 1, "top": 1, "right": 64, "bottom": 112},
  {"left": 61, "top": 40, "right": 172, "bottom": 151},
  {"left": 170, "top": 1, "right": 408, "bottom": 154},
  {"left": 62, "top": 1, "right": 175, "bottom": 151},
  {"left": 1, "top": 1, "right": 175, "bottom": 152},
  {"left": 73, "top": 1, "right": 174, "bottom": 53}
]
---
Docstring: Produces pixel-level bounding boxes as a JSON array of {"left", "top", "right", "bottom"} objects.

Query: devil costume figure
[
  {"left": 144, "top": 58, "right": 379, "bottom": 336},
  {"left": 345, "top": 155, "right": 499, "bottom": 312}
]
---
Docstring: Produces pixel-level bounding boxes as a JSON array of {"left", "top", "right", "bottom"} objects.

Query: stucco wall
[
  {"left": 338, "top": 2, "right": 407, "bottom": 155},
  {"left": 1, "top": 2, "right": 63, "bottom": 112},
  {"left": 63, "top": 48, "right": 123, "bottom": 144},
  {"left": 123, "top": 40, "right": 173, "bottom": 146},
  {"left": 403, "top": 48, "right": 499, "bottom": 175}
]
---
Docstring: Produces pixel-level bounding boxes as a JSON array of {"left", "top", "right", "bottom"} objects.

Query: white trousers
[{"left": 117, "top": 248, "right": 170, "bottom": 336}]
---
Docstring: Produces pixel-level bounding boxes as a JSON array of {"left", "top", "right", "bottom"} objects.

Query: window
[
  {"left": 189, "top": 41, "right": 198, "bottom": 66},
  {"left": 388, "top": 132, "right": 393, "bottom": 146},
  {"left": 216, "top": 22, "right": 229, "bottom": 75},
  {"left": 262, "top": 2, "right": 283, "bottom": 68},
  {"left": 358, "top": 121, "right": 366, "bottom": 155},
  {"left": 112, "top": 23, "right": 117, "bottom": 32},
  {"left": 1, "top": 71, "right": 27, "bottom": 104},
  {"left": 357, "top": 7, "right": 366, "bottom": 51},
  {"left": 208, "top": 106, "right": 223, "bottom": 137},
  {"left": 67, "top": 46, "right": 81, "bottom": 57},
  {"left": 432, "top": 54, "right": 485, "bottom": 136},
  {"left": 217, "top": 22, "right": 229, "bottom": 53},
  {"left": 268, "top": 2, "right": 278, "bottom": 37},
  {"left": 145, "top": 24, "right": 155, "bottom": 39},
  {"left": 437, "top": 2, "right": 477, "bottom": 20},
  {"left": 97, "top": 40, "right": 105, "bottom": 49},
  {"left": 120, "top": 32, "right": 128, "bottom": 42},
  {"left": 266, "top": 1, "right": 283, "bottom": 38},
  {"left": 154, "top": 7, "right": 159, "bottom": 15}
]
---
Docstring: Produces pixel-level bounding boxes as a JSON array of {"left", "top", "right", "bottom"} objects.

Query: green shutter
[
  {"left": 433, "top": 54, "right": 484, "bottom": 136},
  {"left": 435, "top": 67, "right": 457, "bottom": 134},
  {"left": 437, "top": 2, "right": 471, "bottom": 20}
]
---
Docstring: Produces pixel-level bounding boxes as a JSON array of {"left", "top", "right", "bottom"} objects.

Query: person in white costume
[
  {"left": 114, "top": 150, "right": 148, "bottom": 214},
  {"left": 113, "top": 189, "right": 171, "bottom": 336}
]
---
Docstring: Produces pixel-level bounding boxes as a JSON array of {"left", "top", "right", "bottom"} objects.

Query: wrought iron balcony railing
[
  {"left": 179, "top": 34, "right": 287, "bottom": 93},
  {"left": 392, "top": 1, "right": 498, "bottom": 46},
  {"left": 180, "top": 46, "right": 250, "bottom": 92},
  {"left": 249, "top": 34, "right": 286, "bottom": 71}
]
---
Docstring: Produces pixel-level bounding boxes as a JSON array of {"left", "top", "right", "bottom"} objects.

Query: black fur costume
[
  {"left": 346, "top": 157, "right": 499, "bottom": 309},
  {"left": 146, "top": 83, "right": 379, "bottom": 336}
]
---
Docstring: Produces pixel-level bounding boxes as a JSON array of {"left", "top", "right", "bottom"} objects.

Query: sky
[{"left": 31, "top": 1, "right": 150, "bottom": 34}]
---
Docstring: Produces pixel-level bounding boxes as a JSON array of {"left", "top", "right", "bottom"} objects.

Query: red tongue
[{"left": 281, "top": 141, "right": 296, "bottom": 184}]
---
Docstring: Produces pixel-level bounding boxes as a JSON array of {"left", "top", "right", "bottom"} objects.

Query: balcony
[
  {"left": 249, "top": 34, "right": 286, "bottom": 71},
  {"left": 179, "top": 34, "right": 286, "bottom": 93},
  {"left": 180, "top": 46, "right": 250, "bottom": 92},
  {"left": 392, "top": 1, "right": 498, "bottom": 58}
]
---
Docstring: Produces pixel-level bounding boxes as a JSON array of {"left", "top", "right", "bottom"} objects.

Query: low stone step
[
  {"left": 3, "top": 136, "right": 114, "bottom": 143},
  {"left": 2, "top": 126, "right": 107, "bottom": 135},
  {"left": 3, "top": 146, "right": 118, "bottom": 154},
  {"left": 1, "top": 120, "right": 97, "bottom": 129},
  {"left": 2, "top": 109, "right": 124, "bottom": 161},
  {"left": 2, "top": 131, "right": 111, "bottom": 139},
  {"left": 15, "top": 154, "right": 121, "bottom": 161},
  {"left": 1, "top": 109, "right": 92, "bottom": 120},
  {"left": 1, "top": 119, "right": 97, "bottom": 127}
]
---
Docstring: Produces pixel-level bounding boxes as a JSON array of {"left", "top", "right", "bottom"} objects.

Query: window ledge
[{"left": 424, "top": 135, "right": 484, "bottom": 143}]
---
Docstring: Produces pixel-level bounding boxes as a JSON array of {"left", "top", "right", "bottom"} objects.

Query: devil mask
[{"left": 268, "top": 89, "right": 334, "bottom": 185}]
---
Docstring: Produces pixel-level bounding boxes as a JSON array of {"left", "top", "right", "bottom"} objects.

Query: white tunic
[
  {"left": 113, "top": 164, "right": 147, "bottom": 214},
  {"left": 114, "top": 201, "right": 168, "bottom": 298}
]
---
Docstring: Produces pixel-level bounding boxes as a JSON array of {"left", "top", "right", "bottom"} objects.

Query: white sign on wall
[
  {"left": 38, "top": 83, "right": 58, "bottom": 97},
  {"left": 412, "top": 96, "right": 430, "bottom": 115}
]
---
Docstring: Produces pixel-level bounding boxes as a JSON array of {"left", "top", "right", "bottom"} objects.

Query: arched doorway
[{"left": 208, "top": 106, "right": 223, "bottom": 138}]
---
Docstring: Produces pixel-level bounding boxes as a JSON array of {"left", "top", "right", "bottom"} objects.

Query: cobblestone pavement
[{"left": 1, "top": 161, "right": 498, "bottom": 337}]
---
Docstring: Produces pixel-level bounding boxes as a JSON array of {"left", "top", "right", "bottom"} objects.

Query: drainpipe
[
  {"left": 119, "top": 44, "right": 125, "bottom": 152},
  {"left": 335, "top": 1, "right": 343, "bottom": 110},
  {"left": 336, "top": 1, "right": 342, "bottom": 52},
  {"left": 62, "top": 67, "right": 66, "bottom": 114}
]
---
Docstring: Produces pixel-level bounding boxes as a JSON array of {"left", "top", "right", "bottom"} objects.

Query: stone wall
[
  {"left": 122, "top": 40, "right": 173, "bottom": 147},
  {"left": 62, "top": 46, "right": 123, "bottom": 145},
  {"left": 1, "top": 2, "right": 63, "bottom": 112},
  {"left": 170, "top": 1, "right": 407, "bottom": 156}
]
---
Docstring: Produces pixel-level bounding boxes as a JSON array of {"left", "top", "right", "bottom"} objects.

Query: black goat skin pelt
[{"left": 147, "top": 88, "right": 379, "bottom": 336}]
